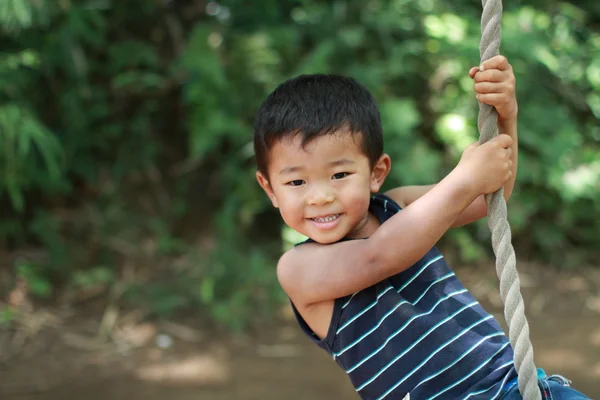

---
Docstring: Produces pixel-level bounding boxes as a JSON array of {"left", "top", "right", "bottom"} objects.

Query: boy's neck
[{"left": 345, "top": 209, "right": 381, "bottom": 240}]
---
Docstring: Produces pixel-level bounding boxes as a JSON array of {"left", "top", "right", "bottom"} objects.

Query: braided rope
[{"left": 478, "top": 0, "right": 542, "bottom": 398}]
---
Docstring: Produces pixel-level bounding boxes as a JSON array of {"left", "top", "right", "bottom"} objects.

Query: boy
[{"left": 253, "top": 56, "right": 588, "bottom": 399}]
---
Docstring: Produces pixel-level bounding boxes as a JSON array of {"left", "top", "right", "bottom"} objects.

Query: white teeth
[{"left": 312, "top": 214, "right": 339, "bottom": 223}]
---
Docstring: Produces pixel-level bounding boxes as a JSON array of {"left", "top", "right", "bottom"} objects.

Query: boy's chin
[{"left": 306, "top": 231, "right": 348, "bottom": 245}]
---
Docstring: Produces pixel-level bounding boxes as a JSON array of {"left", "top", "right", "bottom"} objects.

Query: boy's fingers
[
  {"left": 480, "top": 55, "right": 511, "bottom": 72},
  {"left": 476, "top": 93, "right": 505, "bottom": 106},
  {"left": 474, "top": 69, "right": 506, "bottom": 83},
  {"left": 474, "top": 82, "right": 511, "bottom": 94},
  {"left": 469, "top": 67, "right": 479, "bottom": 78},
  {"left": 492, "top": 133, "right": 513, "bottom": 148}
]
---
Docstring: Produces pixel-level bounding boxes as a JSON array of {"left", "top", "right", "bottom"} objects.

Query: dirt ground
[{"left": 1, "top": 261, "right": 599, "bottom": 400}]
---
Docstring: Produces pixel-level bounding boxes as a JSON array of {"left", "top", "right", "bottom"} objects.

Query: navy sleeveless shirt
[{"left": 292, "top": 194, "right": 517, "bottom": 399}]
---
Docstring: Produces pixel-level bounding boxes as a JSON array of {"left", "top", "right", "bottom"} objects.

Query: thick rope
[{"left": 478, "top": 0, "right": 542, "bottom": 399}]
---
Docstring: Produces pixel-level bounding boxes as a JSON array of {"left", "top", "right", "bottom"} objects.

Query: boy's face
[{"left": 256, "top": 132, "right": 390, "bottom": 244}]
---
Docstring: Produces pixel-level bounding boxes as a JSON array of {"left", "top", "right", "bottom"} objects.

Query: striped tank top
[{"left": 292, "top": 194, "right": 517, "bottom": 399}]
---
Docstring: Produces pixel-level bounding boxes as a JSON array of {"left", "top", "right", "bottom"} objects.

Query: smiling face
[{"left": 256, "top": 131, "right": 391, "bottom": 244}]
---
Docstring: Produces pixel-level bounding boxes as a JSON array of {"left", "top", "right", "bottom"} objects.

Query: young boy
[{"left": 254, "top": 56, "right": 589, "bottom": 399}]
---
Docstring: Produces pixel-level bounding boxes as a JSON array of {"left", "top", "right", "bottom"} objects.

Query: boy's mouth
[{"left": 310, "top": 214, "right": 341, "bottom": 223}]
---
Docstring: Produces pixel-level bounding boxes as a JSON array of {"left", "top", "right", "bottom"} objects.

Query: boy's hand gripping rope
[{"left": 478, "top": 0, "right": 542, "bottom": 398}]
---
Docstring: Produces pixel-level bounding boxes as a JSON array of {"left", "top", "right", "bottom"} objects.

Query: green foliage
[
  {"left": 197, "top": 241, "right": 285, "bottom": 332},
  {"left": 0, "top": 104, "right": 64, "bottom": 210},
  {"left": 0, "top": 306, "right": 17, "bottom": 326},
  {"left": 0, "top": 0, "right": 598, "bottom": 332},
  {"left": 16, "top": 261, "right": 52, "bottom": 298},
  {"left": 0, "top": 0, "right": 34, "bottom": 33},
  {"left": 71, "top": 266, "right": 114, "bottom": 290}
]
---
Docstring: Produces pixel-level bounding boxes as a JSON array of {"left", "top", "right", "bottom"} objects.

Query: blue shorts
[{"left": 499, "top": 369, "right": 589, "bottom": 400}]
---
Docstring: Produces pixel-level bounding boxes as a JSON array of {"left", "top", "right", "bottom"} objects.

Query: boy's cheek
[
  {"left": 279, "top": 208, "right": 304, "bottom": 234},
  {"left": 343, "top": 187, "right": 372, "bottom": 214}
]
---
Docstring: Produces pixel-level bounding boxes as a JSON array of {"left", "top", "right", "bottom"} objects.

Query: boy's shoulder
[
  {"left": 277, "top": 239, "right": 321, "bottom": 277},
  {"left": 275, "top": 240, "right": 321, "bottom": 303}
]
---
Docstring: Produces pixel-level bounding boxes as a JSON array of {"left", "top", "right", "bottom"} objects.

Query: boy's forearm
[
  {"left": 370, "top": 170, "right": 479, "bottom": 273},
  {"left": 499, "top": 117, "right": 518, "bottom": 200}
]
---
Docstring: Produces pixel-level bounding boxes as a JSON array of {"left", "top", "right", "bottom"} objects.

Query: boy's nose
[{"left": 307, "top": 188, "right": 335, "bottom": 206}]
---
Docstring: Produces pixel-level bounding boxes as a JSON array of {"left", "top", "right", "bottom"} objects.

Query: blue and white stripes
[{"left": 336, "top": 247, "right": 516, "bottom": 399}]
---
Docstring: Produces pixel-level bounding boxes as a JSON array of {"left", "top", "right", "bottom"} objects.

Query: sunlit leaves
[
  {"left": 0, "top": 0, "right": 33, "bottom": 33},
  {"left": 424, "top": 14, "right": 467, "bottom": 44},
  {"left": 560, "top": 161, "right": 600, "bottom": 200},
  {"left": 436, "top": 114, "right": 476, "bottom": 153},
  {"left": 235, "top": 32, "right": 281, "bottom": 84}
]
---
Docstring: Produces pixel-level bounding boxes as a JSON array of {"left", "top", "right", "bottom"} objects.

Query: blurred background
[{"left": 1, "top": 0, "right": 599, "bottom": 399}]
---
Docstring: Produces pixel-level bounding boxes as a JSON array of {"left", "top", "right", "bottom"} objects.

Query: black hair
[{"left": 253, "top": 74, "right": 383, "bottom": 176}]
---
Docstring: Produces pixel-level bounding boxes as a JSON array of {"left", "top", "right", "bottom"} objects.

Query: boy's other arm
[
  {"left": 386, "top": 185, "right": 487, "bottom": 228},
  {"left": 386, "top": 120, "right": 518, "bottom": 228},
  {"left": 278, "top": 168, "right": 480, "bottom": 307},
  {"left": 386, "top": 54, "right": 519, "bottom": 227}
]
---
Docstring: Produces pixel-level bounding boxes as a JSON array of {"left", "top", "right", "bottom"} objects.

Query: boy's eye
[
  {"left": 287, "top": 180, "right": 305, "bottom": 187},
  {"left": 332, "top": 172, "right": 349, "bottom": 180}
]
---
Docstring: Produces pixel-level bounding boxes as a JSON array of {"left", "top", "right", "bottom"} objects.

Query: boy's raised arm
[
  {"left": 278, "top": 169, "right": 475, "bottom": 306},
  {"left": 278, "top": 134, "right": 513, "bottom": 307}
]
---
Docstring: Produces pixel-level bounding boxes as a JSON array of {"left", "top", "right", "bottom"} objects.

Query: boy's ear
[
  {"left": 256, "top": 171, "right": 279, "bottom": 208},
  {"left": 370, "top": 154, "right": 391, "bottom": 193}
]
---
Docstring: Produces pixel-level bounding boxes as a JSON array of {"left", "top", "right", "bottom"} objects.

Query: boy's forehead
[
  {"left": 279, "top": 131, "right": 363, "bottom": 157},
  {"left": 267, "top": 132, "right": 366, "bottom": 172}
]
